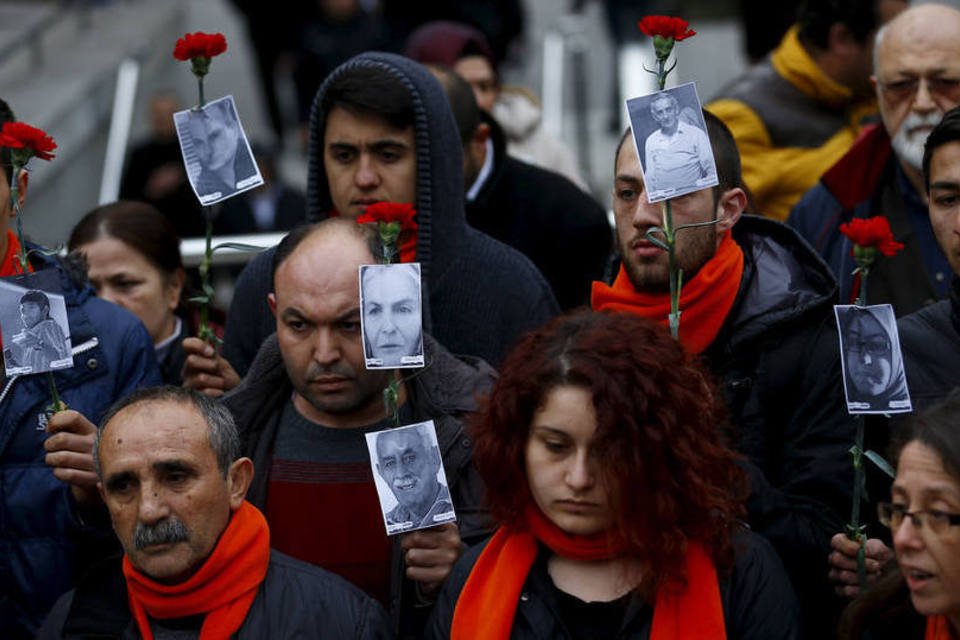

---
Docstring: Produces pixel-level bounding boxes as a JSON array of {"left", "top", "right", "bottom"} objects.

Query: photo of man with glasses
[{"left": 835, "top": 304, "right": 912, "bottom": 413}]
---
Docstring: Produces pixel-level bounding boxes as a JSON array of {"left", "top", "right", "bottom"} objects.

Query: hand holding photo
[
  {"left": 835, "top": 304, "right": 912, "bottom": 414},
  {"left": 174, "top": 95, "right": 263, "bottom": 205},
  {"left": 626, "top": 82, "right": 718, "bottom": 203},
  {"left": 359, "top": 263, "right": 425, "bottom": 369},
  {"left": 0, "top": 270, "right": 74, "bottom": 377},
  {"left": 365, "top": 420, "right": 456, "bottom": 535}
]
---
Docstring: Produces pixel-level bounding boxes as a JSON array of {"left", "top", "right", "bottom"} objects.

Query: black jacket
[
  {"left": 699, "top": 216, "right": 854, "bottom": 636},
  {"left": 898, "top": 276, "right": 960, "bottom": 409},
  {"left": 467, "top": 116, "right": 612, "bottom": 310},
  {"left": 37, "top": 550, "right": 393, "bottom": 639},
  {"left": 424, "top": 530, "right": 800, "bottom": 640},
  {"left": 222, "top": 52, "right": 559, "bottom": 375},
  {"left": 222, "top": 333, "right": 495, "bottom": 635}
]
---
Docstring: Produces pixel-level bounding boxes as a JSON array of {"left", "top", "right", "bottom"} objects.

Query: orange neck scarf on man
[
  {"left": 591, "top": 232, "right": 744, "bottom": 355},
  {"left": 450, "top": 504, "right": 725, "bottom": 640},
  {"left": 122, "top": 500, "right": 270, "bottom": 640},
  {"left": 926, "top": 615, "right": 959, "bottom": 640},
  {"left": 1, "top": 230, "right": 30, "bottom": 276}
]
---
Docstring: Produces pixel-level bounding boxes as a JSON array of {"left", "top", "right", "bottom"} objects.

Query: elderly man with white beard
[{"left": 788, "top": 3, "right": 960, "bottom": 317}]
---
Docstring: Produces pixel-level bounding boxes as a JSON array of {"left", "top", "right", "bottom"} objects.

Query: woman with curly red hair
[{"left": 424, "top": 310, "right": 799, "bottom": 639}]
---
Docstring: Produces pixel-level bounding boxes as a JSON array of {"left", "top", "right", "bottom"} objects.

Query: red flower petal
[
  {"left": 173, "top": 32, "right": 228, "bottom": 61},
  {"left": 0, "top": 122, "right": 57, "bottom": 161},
  {"left": 839, "top": 216, "right": 903, "bottom": 257},
  {"left": 637, "top": 15, "right": 696, "bottom": 41},
  {"left": 358, "top": 202, "right": 418, "bottom": 232}
]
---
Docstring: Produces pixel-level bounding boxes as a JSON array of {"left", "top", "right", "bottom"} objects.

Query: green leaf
[
  {"left": 865, "top": 450, "right": 895, "bottom": 479},
  {"left": 188, "top": 295, "right": 209, "bottom": 304},
  {"left": 211, "top": 242, "right": 267, "bottom": 254}
]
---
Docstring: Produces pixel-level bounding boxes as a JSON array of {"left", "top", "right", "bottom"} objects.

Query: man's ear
[
  {"left": 226, "top": 457, "right": 254, "bottom": 509},
  {"left": 715, "top": 187, "right": 746, "bottom": 239},
  {"left": 267, "top": 293, "right": 277, "bottom": 317},
  {"left": 12, "top": 169, "right": 27, "bottom": 213}
]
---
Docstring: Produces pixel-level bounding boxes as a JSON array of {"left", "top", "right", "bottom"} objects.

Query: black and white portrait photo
[
  {"left": 1, "top": 271, "right": 73, "bottom": 377},
  {"left": 174, "top": 95, "right": 263, "bottom": 205},
  {"left": 835, "top": 304, "right": 912, "bottom": 414},
  {"left": 626, "top": 82, "right": 718, "bottom": 203},
  {"left": 359, "top": 263, "right": 425, "bottom": 369},
  {"left": 365, "top": 420, "right": 456, "bottom": 535}
]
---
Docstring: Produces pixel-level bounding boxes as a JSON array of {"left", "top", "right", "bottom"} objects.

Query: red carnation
[
  {"left": 357, "top": 202, "right": 418, "bottom": 232},
  {"left": 173, "top": 32, "right": 227, "bottom": 61},
  {"left": 638, "top": 16, "right": 696, "bottom": 41},
  {"left": 840, "top": 216, "right": 904, "bottom": 257},
  {"left": 0, "top": 122, "right": 57, "bottom": 162}
]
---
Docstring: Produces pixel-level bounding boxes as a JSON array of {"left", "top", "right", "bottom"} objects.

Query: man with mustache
[
  {"left": 376, "top": 426, "right": 452, "bottom": 530},
  {"left": 37, "top": 386, "right": 391, "bottom": 638},
  {"left": 222, "top": 217, "right": 493, "bottom": 637},
  {"left": 789, "top": 4, "right": 960, "bottom": 316},
  {"left": 594, "top": 110, "right": 853, "bottom": 637}
]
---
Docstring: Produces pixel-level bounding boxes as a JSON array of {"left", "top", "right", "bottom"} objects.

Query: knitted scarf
[
  {"left": 591, "top": 233, "right": 744, "bottom": 354},
  {"left": 450, "top": 504, "right": 725, "bottom": 639},
  {"left": 122, "top": 501, "right": 270, "bottom": 640},
  {"left": 926, "top": 616, "right": 958, "bottom": 640}
]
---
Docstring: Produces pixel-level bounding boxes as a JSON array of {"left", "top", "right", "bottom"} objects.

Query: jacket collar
[
  {"left": 771, "top": 25, "right": 854, "bottom": 108},
  {"left": 820, "top": 124, "right": 893, "bottom": 210}
]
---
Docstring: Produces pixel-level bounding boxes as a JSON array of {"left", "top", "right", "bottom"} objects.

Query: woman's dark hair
[
  {"left": 67, "top": 200, "right": 183, "bottom": 277},
  {"left": 472, "top": 310, "right": 748, "bottom": 587},
  {"left": 838, "top": 391, "right": 960, "bottom": 639}
]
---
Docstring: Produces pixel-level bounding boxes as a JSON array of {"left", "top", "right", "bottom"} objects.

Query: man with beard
[
  {"left": 789, "top": 4, "right": 960, "bottom": 316},
  {"left": 38, "top": 386, "right": 391, "bottom": 638},
  {"left": 222, "top": 217, "right": 492, "bottom": 637},
  {"left": 593, "top": 111, "right": 854, "bottom": 637}
]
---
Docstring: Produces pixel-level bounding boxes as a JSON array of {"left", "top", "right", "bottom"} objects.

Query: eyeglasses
[
  {"left": 848, "top": 338, "right": 890, "bottom": 357},
  {"left": 878, "top": 502, "right": 960, "bottom": 534},
  {"left": 878, "top": 76, "right": 960, "bottom": 103}
]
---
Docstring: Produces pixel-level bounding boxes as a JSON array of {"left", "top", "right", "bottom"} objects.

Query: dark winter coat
[
  {"left": 424, "top": 530, "right": 800, "bottom": 640},
  {"left": 701, "top": 216, "right": 853, "bottom": 637},
  {"left": 222, "top": 333, "right": 495, "bottom": 635},
  {"left": 36, "top": 550, "right": 394, "bottom": 639},
  {"left": 467, "top": 116, "right": 611, "bottom": 310},
  {"left": 221, "top": 52, "right": 558, "bottom": 376},
  {"left": 787, "top": 125, "right": 945, "bottom": 316},
  {"left": 0, "top": 251, "right": 161, "bottom": 639}
]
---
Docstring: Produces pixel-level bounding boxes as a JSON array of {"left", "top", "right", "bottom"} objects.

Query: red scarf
[
  {"left": 927, "top": 616, "right": 959, "bottom": 640},
  {"left": 122, "top": 501, "right": 270, "bottom": 640},
  {"left": 450, "top": 505, "right": 725, "bottom": 640},
  {"left": 1, "top": 230, "right": 29, "bottom": 276},
  {"left": 591, "top": 233, "right": 744, "bottom": 354}
]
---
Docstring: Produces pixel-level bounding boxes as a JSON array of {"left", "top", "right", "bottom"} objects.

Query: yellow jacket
[{"left": 707, "top": 26, "right": 876, "bottom": 220}]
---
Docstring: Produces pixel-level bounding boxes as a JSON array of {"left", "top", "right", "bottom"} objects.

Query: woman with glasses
[
  {"left": 424, "top": 310, "right": 800, "bottom": 639},
  {"left": 839, "top": 392, "right": 960, "bottom": 639}
]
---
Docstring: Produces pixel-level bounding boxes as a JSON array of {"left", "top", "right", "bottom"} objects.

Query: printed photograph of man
[
  {"left": 627, "top": 82, "right": 718, "bottom": 202},
  {"left": 3, "top": 288, "right": 72, "bottom": 376},
  {"left": 359, "top": 263, "right": 425, "bottom": 369},
  {"left": 174, "top": 95, "right": 263, "bottom": 205},
  {"left": 835, "top": 304, "right": 912, "bottom": 414},
  {"left": 366, "top": 421, "right": 456, "bottom": 535}
]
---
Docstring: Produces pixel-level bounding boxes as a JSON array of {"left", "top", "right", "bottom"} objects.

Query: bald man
[{"left": 789, "top": 3, "right": 960, "bottom": 316}]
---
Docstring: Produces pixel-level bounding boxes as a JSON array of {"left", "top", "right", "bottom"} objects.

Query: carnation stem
[
  {"left": 9, "top": 166, "right": 28, "bottom": 274},
  {"left": 847, "top": 265, "right": 870, "bottom": 587},
  {"left": 197, "top": 76, "right": 206, "bottom": 109},
  {"left": 655, "top": 53, "right": 682, "bottom": 338},
  {"left": 47, "top": 371, "right": 65, "bottom": 413},
  {"left": 197, "top": 207, "right": 214, "bottom": 343}
]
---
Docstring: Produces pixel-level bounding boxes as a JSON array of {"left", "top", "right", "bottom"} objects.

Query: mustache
[
  {"left": 304, "top": 362, "right": 353, "bottom": 381},
  {"left": 134, "top": 517, "right": 189, "bottom": 549},
  {"left": 901, "top": 110, "right": 943, "bottom": 138}
]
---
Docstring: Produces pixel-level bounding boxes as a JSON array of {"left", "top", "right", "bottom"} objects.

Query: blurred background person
[
  {"left": 68, "top": 201, "right": 221, "bottom": 385},
  {"left": 213, "top": 144, "right": 307, "bottom": 234},
  {"left": 425, "top": 311, "right": 800, "bottom": 639}
]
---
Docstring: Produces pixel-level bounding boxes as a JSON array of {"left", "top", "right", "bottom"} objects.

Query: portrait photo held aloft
[
  {"left": 835, "top": 304, "right": 912, "bottom": 414},
  {"left": 359, "top": 262, "right": 424, "bottom": 369},
  {"left": 366, "top": 420, "right": 456, "bottom": 535}
]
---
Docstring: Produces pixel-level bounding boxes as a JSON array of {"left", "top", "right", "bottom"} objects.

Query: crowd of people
[{"left": 3, "top": 0, "right": 960, "bottom": 638}]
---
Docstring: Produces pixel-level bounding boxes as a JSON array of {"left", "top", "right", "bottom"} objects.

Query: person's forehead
[
  {"left": 324, "top": 106, "right": 414, "bottom": 144},
  {"left": 365, "top": 268, "right": 418, "bottom": 294},
  {"left": 100, "top": 401, "right": 213, "bottom": 471},
  {"left": 850, "top": 313, "right": 885, "bottom": 334},
  {"left": 877, "top": 15, "right": 960, "bottom": 77},
  {"left": 454, "top": 55, "right": 496, "bottom": 81},
  {"left": 379, "top": 430, "right": 424, "bottom": 452},
  {"left": 930, "top": 140, "right": 960, "bottom": 183},
  {"left": 275, "top": 235, "right": 369, "bottom": 311}
]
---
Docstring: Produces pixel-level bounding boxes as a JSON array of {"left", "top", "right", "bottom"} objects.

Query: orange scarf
[
  {"left": 450, "top": 505, "right": 725, "bottom": 640},
  {"left": 927, "top": 616, "right": 959, "bottom": 640},
  {"left": 122, "top": 501, "right": 270, "bottom": 640},
  {"left": 1, "top": 229, "right": 29, "bottom": 276},
  {"left": 591, "top": 233, "right": 744, "bottom": 354}
]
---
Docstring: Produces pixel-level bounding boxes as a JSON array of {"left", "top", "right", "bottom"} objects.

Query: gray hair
[
  {"left": 94, "top": 386, "right": 240, "bottom": 479},
  {"left": 650, "top": 92, "right": 679, "bottom": 114}
]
